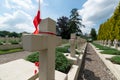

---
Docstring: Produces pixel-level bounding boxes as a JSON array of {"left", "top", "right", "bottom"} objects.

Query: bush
[
  {"left": 110, "top": 56, "right": 120, "bottom": 64},
  {"left": 0, "top": 42, "right": 3, "bottom": 45},
  {"left": 101, "top": 50, "right": 120, "bottom": 55},
  {"left": 26, "top": 52, "right": 39, "bottom": 63},
  {"left": 55, "top": 51, "right": 72, "bottom": 73},
  {"left": 64, "top": 44, "right": 70, "bottom": 48},
  {"left": 10, "top": 40, "right": 19, "bottom": 44},
  {"left": 56, "top": 47, "right": 69, "bottom": 53},
  {"left": 0, "top": 40, "right": 4, "bottom": 45},
  {"left": 26, "top": 51, "right": 72, "bottom": 73}
]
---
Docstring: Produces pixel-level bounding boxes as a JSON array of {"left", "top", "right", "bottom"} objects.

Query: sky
[{"left": 0, "top": 0, "right": 119, "bottom": 34}]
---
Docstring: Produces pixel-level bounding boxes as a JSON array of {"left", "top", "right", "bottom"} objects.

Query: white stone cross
[
  {"left": 69, "top": 33, "right": 76, "bottom": 57},
  {"left": 22, "top": 18, "right": 61, "bottom": 80},
  {"left": 77, "top": 36, "right": 81, "bottom": 50}
]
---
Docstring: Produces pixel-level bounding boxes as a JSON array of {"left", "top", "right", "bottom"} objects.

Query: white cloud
[
  {"left": 36, "top": 0, "right": 43, "bottom": 4},
  {"left": 0, "top": 0, "right": 48, "bottom": 33},
  {"left": 79, "top": 0, "right": 119, "bottom": 34},
  {"left": 14, "top": 23, "right": 34, "bottom": 32},
  {"left": 0, "top": 10, "right": 34, "bottom": 33},
  {"left": 5, "top": 0, "right": 34, "bottom": 10}
]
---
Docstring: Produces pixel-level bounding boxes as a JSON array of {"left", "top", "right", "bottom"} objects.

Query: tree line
[
  {"left": 97, "top": 2, "right": 120, "bottom": 41},
  {"left": 0, "top": 31, "right": 22, "bottom": 37}
]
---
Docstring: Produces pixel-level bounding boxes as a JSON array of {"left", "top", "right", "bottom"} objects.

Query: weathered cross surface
[
  {"left": 77, "top": 36, "right": 81, "bottom": 50},
  {"left": 22, "top": 18, "right": 61, "bottom": 80},
  {"left": 69, "top": 33, "right": 76, "bottom": 57}
]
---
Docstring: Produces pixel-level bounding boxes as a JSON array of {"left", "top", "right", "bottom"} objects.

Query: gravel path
[
  {"left": 0, "top": 51, "right": 32, "bottom": 64},
  {"left": 78, "top": 43, "right": 117, "bottom": 80}
]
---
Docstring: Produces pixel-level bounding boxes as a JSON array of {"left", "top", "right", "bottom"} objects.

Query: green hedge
[
  {"left": 0, "top": 41, "right": 4, "bottom": 45},
  {"left": 10, "top": 40, "right": 19, "bottom": 44},
  {"left": 26, "top": 50, "right": 72, "bottom": 73},
  {"left": 64, "top": 44, "right": 70, "bottom": 48},
  {"left": 26, "top": 52, "right": 39, "bottom": 62},
  {"left": 0, "top": 42, "right": 3, "bottom": 45},
  {"left": 56, "top": 47, "right": 69, "bottom": 53},
  {"left": 0, "top": 48, "right": 23, "bottom": 55},
  {"left": 55, "top": 51, "right": 72, "bottom": 73},
  {"left": 110, "top": 56, "right": 120, "bottom": 64}
]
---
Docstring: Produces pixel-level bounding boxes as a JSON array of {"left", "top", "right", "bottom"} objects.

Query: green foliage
[
  {"left": 10, "top": 40, "right": 19, "bottom": 44},
  {"left": 92, "top": 43, "right": 120, "bottom": 55},
  {"left": 97, "top": 2, "right": 120, "bottom": 40},
  {"left": 101, "top": 50, "right": 120, "bottom": 55},
  {"left": 0, "top": 42, "right": 2, "bottom": 45},
  {"left": 0, "top": 31, "right": 22, "bottom": 37},
  {"left": 0, "top": 41, "right": 3, "bottom": 45},
  {"left": 55, "top": 51, "right": 72, "bottom": 73},
  {"left": 26, "top": 52, "right": 39, "bottom": 63},
  {"left": 56, "top": 47, "right": 69, "bottom": 53},
  {"left": 9, "top": 32, "right": 19, "bottom": 37},
  {"left": 110, "top": 56, "right": 120, "bottom": 64},
  {"left": 56, "top": 8, "right": 84, "bottom": 39},
  {"left": 69, "top": 8, "right": 84, "bottom": 34},
  {"left": 27, "top": 46, "right": 72, "bottom": 73},
  {"left": 64, "top": 44, "right": 70, "bottom": 48},
  {"left": 0, "top": 31, "right": 10, "bottom": 37},
  {"left": 0, "top": 48, "right": 23, "bottom": 55},
  {"left": 56, "top": 16, "right": 70, "bottom": 39},
  {"left": 90, "top": 28, "right": 97, "bottom": 40}
]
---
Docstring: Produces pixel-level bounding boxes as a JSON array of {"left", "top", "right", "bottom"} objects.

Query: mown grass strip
[
  {"left": 92, "top": 42, "right": 120, "bottom": 55},
  {"left": 110, "top": 56, "right": 120, "bottom": 64},
  {"left": 101, "top": 50, "right": 120, "bottom": 55},
  {"left": 92, "top": 43, "right": 116, "bottom": 50},
  {"left": 0, "top": 48, "right": 23, "bottom": 55}
]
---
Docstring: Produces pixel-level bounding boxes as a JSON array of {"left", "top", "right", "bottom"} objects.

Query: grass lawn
[
  {"left": 101, "top": 50, "right": 120, "bottom": 55},
  {"left": 0, "top": 48, "right": 23, "bottom": 55},
  {"left": 92, "top": 43, "right": 116, "bottom": 50},
  {"left": 92, "top": 42, "right": 120, "bottom": 55},
  {"left": 110, "top": 56, "right": 120, "bottom": 64}
]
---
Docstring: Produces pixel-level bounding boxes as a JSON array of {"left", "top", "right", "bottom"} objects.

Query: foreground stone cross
[
  {"left": 22, "top": 18, "right": 61, "bottom": 80},
  {"left": 69, "top": 33, "right": 76, "bottom": 57}
]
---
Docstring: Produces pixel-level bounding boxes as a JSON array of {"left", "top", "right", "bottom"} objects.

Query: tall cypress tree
[{"left": 97, "top": 2, "right": 120, "bottom": 40}]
